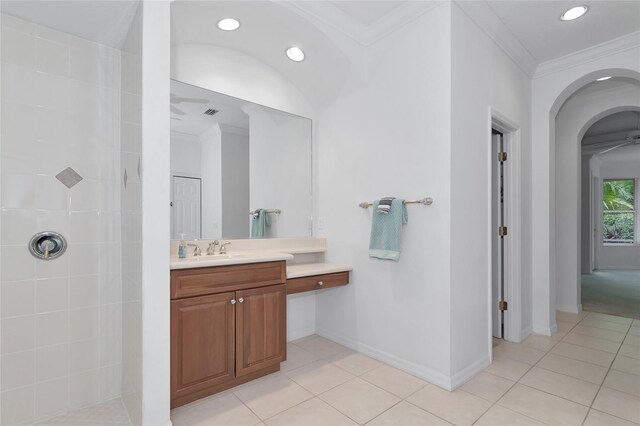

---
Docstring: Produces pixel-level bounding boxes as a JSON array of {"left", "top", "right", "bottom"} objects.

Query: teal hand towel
[
  {"left": 251, "top": 209, "right": 271, "bottom": 239},
  {"left": 369, "top": 199, "right": 407, "bottom": 261}
]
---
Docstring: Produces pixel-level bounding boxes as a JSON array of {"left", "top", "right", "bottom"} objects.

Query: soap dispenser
[{"left": 178, "top": 234, "right": 187, "bottom": 259}]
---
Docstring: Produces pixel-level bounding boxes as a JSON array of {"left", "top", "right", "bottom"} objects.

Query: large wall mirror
[{"left": 170, "top": 80, "right": 312, "bottom": 240}]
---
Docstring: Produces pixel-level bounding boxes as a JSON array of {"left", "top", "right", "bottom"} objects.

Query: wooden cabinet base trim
[{"left": 171, "top": 364, "right": 280, "bottom": 409}]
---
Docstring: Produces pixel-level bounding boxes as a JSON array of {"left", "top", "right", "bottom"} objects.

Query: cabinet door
[
  {"left": 235, "top": 284, "right": 286, "bottom": 377},
  {"left": 171, "top": 292, "right": 235, "bottom": 400}
]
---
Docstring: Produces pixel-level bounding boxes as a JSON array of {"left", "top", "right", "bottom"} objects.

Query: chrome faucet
[
  {"left": 187, "top": 243, "right": 202, "bottom": 256},
  {"left": 219, "top": 241, "right": 231, "bottom": 254},
  {"left": 207, "top": 240, "right": 219, "bottom": 255}
]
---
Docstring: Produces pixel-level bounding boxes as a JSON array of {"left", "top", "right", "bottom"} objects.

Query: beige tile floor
[{"left": 172, "top": 312, "right": 640, "bottom": 426}]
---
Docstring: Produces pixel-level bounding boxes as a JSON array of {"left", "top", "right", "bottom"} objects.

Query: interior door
[
  {"left": 172, "top": 176, "right": 201, "bottom": 240},
  {"left": 491, "top": 131, "right": 505, "bottom": 339},
  {"left": 235, "top": 284, "right": 286, "bottom": 377},
  {"left": 171, "top": 292, "right": 235, "bottom": 403}
]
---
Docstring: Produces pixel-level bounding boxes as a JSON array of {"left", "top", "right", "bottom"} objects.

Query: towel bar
[
  {"left": 358, "top": 198, "right": 433, "bottom": 208},
  {"left": 249, "top": 209, "right": 281, "bottom": 215}
]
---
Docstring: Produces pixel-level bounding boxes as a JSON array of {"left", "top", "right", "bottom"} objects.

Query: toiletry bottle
[{"left": 178, "top": 234, "right": 187, "bottom": 259}]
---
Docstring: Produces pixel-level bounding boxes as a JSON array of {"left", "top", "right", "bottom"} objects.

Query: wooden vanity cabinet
[
  {"left": 236, "top": 284, "right": 286, "bottom": 377},
  {"left": 171, "top": 292, "right": 235, "bottom": 401},
  {"left": 170, "top": 261, "right": 286, "bottom": 408}
]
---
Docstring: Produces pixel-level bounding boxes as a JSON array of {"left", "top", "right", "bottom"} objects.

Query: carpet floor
[{"left": 581, "top": 269, "right": 640, "bottom": 319}]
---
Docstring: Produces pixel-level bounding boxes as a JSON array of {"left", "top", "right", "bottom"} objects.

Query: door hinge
[
  {"left": 499, "top": 300, "right": 508, "bottom": 311},
  {"left": 498, "top": 226, "right": 508, "bottom": 237},
  {"left": 498, "top": 151, "right": 507, "bottom": 162}
]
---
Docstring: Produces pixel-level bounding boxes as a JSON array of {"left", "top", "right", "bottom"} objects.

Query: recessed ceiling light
[
  {"left": 596, "top": 76, "right": 612, "bottom": 81},
  {"left": 286, "top": 47, "right": 305, "bottom": 62},
  {"left": 560, "top": 6, "right": 588, "bottom": 21},
  {"left": 217, "top": 18, "right": 240, "bottom": 31}
]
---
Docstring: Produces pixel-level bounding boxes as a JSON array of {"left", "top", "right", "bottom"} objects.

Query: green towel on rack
[
  {"left": 251, "top": 209, "right": 271, "bottom": 239},
  {"left": 369, "top": 199, "right": 407, "bottom": 261}
]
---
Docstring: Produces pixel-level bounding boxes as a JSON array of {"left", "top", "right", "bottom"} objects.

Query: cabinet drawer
[
  {"left": 286, "top": 272, "right": 349, "bottom": 295},
  {"left": 171, "top": 261, "right": 286, "bottom": 299}
]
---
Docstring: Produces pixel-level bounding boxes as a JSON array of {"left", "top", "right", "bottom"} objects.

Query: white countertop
[
  {"left": 170, "top": 250, "right": 352, "bottom": 282},
  {"left": 170, "top": 251, "right": 294, "bottom": 270},
  {"left": 286, "top": 263, "right": 353, "bottom": 279}
]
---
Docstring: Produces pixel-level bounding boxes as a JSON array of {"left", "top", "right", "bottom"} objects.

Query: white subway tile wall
[{"left": 0, "top": 13, "right": 124, "bottom": 425}]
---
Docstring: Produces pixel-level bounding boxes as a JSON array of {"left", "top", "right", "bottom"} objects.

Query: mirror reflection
[{"left": 170, "top": 80, "right": 312, "bottom": 240}]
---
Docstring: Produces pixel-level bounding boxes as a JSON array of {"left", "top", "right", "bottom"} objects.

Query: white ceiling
[
  {"left": 584, "top": 111, "right": 640, "bottom": 139},
  {"left": 486, "top": 1, "right": 640, "bottom": 63},
  {"left": 0, "top": 1, "right": 139, "bottom": 48},
  {"left": 327, "top": 1, "right": 407, "bottom": 26},
  {"left": 170, "top": 80, "right": 251, "bottom": 136},
  {"left": 171, "top": 1, "right": 356, "bottom": 107}
]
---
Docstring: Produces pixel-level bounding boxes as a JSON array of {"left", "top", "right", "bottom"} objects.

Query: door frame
[
  {"left": 489, "top": 109, "right": 522, "bottom": 344},
  {"left": 171, "top": 174, "right": 203, "bottom": 240}
]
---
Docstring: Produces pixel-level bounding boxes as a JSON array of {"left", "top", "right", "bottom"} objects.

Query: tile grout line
[
  {"left": 581, "top": 311, "right": 636, "bottom": 426},
  {"left": 472, "top": 312, "right": 599, "bottom": 425}
]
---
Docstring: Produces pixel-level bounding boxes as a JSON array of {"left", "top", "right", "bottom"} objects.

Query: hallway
[{"left": 582, "top": 270, "right": 640, "bottom": 319}]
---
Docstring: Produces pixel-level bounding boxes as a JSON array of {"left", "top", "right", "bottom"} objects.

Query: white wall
[
  {"left": 449, "top": 3, "right": 532, "bottom": 381},
  {"left": 530, "top": 35, "right": 640, "bottom": 335},
  {"left": 581, "top": 154, "right": 592, "bottom": 274},
  {"left": 200, "top": 125, "right": 222, "bottom": 240},
  {"left": 315, "top": 3, "right": 454, "bottom": 388},
  {"left": 554, "top": 82, "right": 640, "bottom": 313},
  {"left": 140, "top": 2, "right": 171, "bottom": 426},
  {"left": 170, "top": 131, "right": 201, "bottom": 178},
  {"left": 249, "top": 107, "right": 312, "bottom": 238},
  {"left": 221, "top": 127, "right": 250, "bottom": 239},
  {"left": 0, "top": 14, "right": 123, "bottom": 425}
]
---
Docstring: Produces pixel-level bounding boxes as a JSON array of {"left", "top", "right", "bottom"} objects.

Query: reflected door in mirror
[{"left": 173, "top": 176, "right": 201, "bottom": 239}]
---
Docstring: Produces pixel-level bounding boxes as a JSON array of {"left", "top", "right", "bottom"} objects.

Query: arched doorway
[
  {"left": 531, "top": 66, "right": 640, "bottom": 334},
  {"left": 553, "top": 78, "right": 640, "bottom": 319}
]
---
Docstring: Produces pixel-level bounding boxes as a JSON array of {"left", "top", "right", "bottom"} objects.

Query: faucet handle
[
  {"left": 220, "top": 241, "right": 231, "bottom": 254},
  {"left": 207, "top": 240, "right": 219, "bottom": 255},
  {"left": 187, "top": 242, "right": 202, "bottom": 256}
]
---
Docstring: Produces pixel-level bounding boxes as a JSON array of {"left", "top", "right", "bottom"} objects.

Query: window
[{"left": 602, "top": 178, "right": 638, "bottom": 245}]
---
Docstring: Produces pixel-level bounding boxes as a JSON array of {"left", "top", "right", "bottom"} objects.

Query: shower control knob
[{"left": 28, "top": 232, "right": 67, "bottom": 261}]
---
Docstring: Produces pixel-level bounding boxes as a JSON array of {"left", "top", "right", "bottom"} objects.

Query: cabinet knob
[
  {"left": 238, "top": 298, "right": 244, "bottom": 303},
  {"left": 230, "top": 299, "right": 236, "bottom": 305},
  {"left": 318, "top": 281, "right": 324, "bottom": 286}
]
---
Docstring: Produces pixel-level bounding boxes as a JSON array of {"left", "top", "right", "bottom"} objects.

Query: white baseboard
[
  {"left": 519, "top": 325, "right": 533, "bottom": 342},
  {"left": 532, "top": 323, "right": 555, "bottom": 336},
  {"left": 557, "top": 304, "right": 581, "bottom": 314},
  {"left": 450, "top": 354, "right": 491, "bottom": 389},
  {"left": 316, "top": 327, "right": 486, "bottom": 391},
  {"left": 288, "top": 325, "right": 316, "bottom": 342}
]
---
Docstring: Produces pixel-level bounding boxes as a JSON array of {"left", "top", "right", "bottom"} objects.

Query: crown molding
[
  {"left": 218, "top": 123, "right": 249, "bottom": 136},
  {"left": 281, "top": 1, "right": 444, "bottom": 47},
  {"left": 454, "top": 1, "right": 538, "bottom": 77},
  {"left": 534, "top": 31, "right": 640, "bottom": 79}
]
